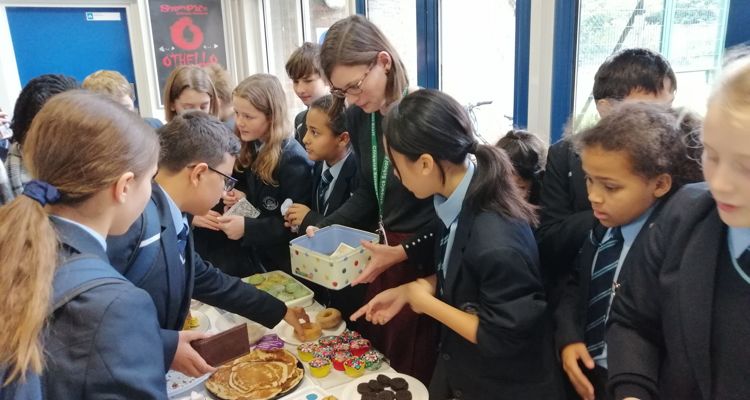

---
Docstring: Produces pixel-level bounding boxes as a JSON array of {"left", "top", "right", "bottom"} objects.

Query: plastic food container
[
  {"left": 242, "top": 270, "right": 314, "bottom": 307},
  {"left": 289, "top": 225, "right": 379, "bottom": 290}
]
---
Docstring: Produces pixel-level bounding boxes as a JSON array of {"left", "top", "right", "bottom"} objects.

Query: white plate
[
  {"left": 185, "top": 309, "right": 210, "bottom": 332},
  {"left": 341, "top": 372, "right": 429, "bottom": 400},
  {"left": 214, "top": 313, "right": 268, "bottom": 344},
  {"left": 274, "top": 311, "right": 346, "bottom": 345},
  {"left": 165, "top": 369, "right": 210, "bottom": 398}
]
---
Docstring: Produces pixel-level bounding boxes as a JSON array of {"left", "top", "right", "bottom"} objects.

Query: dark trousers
[{"left": 564, "top": 364, "right": 610, "bottom": 400}]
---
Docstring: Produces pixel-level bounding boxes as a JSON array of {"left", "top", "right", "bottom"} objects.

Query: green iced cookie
[
  {"left": 284, "top": 282, "right": 302, "bottom": 293},
  {"left": 265, "top": 284, "right": 285, "bottom": 296},
  {"left": 246, "top": 274, "right": 265, "bottom": 285},
  {"left": 276, "top": 292, "right": 295, "bottom": 302},
  {"left": 291, "top": 288, "right": 309, "bottom": 299}
]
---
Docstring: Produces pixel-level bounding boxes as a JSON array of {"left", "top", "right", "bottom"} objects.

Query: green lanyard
[{"left": 371, "top": 112, "right": 389, "bottom": 220}]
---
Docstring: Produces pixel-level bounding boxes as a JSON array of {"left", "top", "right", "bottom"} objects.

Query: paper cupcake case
[{"left": 290, "top": 225, "right": 379, "bottom": 290}]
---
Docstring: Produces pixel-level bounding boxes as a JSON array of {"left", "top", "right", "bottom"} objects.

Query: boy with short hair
[
  {"left": 285, "top": 42, "right": 330, "bottom": 146},
  {"left": 108, "top": 111, "right": 308, "bottom": 377},
  {"left": 536, "top": 48, "right": 677, "bottom": 307}
]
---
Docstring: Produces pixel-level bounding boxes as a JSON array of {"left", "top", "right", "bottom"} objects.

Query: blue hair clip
[{"left": 23, "top": 180, "right": 61, "bottom": 206}]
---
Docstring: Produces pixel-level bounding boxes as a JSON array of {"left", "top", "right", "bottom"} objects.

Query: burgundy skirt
[{"left": 361, "top": 230, "right": 439, "bottom": 385}]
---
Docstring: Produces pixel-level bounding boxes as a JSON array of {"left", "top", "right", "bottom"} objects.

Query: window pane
[
  {"left": 441, "top": 0, "right": 516, "bottom": 144},
  {"left": 307, "top": 0, "right": 355, "bottom": 44},
  {"left": 574, "top": 0, "right": 729, "bottom": 130},
  {"left": 367, "top": 0, "right": 418, "bottom": 87},
  {"left": 264, "top": 0, "right": 304, "bottom": 123}
]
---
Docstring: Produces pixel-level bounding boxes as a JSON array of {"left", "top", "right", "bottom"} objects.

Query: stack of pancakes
[{"left": 205, "top": 349, "right": 304, "bottom": 400}]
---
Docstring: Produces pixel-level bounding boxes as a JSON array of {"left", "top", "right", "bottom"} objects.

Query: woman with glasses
[
  {"left": 216, "top": 74, "right": 313, "bottom": 276},
  {"left": 310, "top": 14, "right": 439, "bottom": 384}
]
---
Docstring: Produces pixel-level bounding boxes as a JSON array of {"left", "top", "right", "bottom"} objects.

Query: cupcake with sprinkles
[
  {"left": 361, "top": 350, "right": 383, "bottom": 371},
  {"left": 333, "top": 342, "right": 350, "bottom": 353},
  {"left": 318, "top": 335, "right": 341, "bottom": 347},
  {"left": 297, "top": 342, "right": 318, "bottom": 362},
  {"left": 309, "top": 357, "right": 331, "bottom": 378},
  {"left": 332, "top": 351, "right": 351, "bottom": 371},
  {"left": 312, "top": 346, "right": 334, "bottom": 361},
  {"left": 350, "top": 338, "right": 371, "bottom": 357},
  {"left": 339, "top": 329, "right": 362, "bottom": 343},
  {"left": 344, "top": 357, "right": 365, "bottom": 378}
]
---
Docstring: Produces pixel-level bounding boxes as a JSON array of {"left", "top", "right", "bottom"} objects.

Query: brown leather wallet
[{"left": 190, "top": 323, "right": 250, "bottom": 367}]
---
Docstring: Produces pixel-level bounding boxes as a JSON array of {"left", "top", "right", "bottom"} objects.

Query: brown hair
[
  {"left": 0, "top": 90, "right": 158, "bottom": 384},
  {"left": 232, "top": 74, "right": 290, "bottom": 185},
  {"left": 82, "top": 70, "right": 133, "bottom": 100},
  {"left": 203, "top": 64, "right": 234, "bottom": 107},
  {"left": 319, "top": 15, "right": 409, "bottom": 116},
  {"left": 163, "top": 65, "right": 219, "bottom": 121},
  {"left": 285, "top": 42, "right": 324, "bottom": 81},
  {"left": 573, "top": 102, "right": 703, "bottom": 188}
]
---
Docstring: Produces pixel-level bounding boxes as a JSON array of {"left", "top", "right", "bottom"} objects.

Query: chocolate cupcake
[{"left": 394, "top": 390, "right": 412, "bottom": 400}]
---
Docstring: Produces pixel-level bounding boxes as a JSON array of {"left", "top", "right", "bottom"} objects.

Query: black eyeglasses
[
  {"left": 187, "top": 164, "right": 238, "bottom": 192},
  {"left": 330, "top": 62, "right": 376, "bottom": 99}
]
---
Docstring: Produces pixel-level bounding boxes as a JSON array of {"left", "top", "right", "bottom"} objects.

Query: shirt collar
[
  {"left": 604, "top": 204, "right": 655, "bottom": 246},
  {"left": 729, "top": 227, "right": 750, "bottom": 257},
  {"left": 50, "top": 215, "right": 107, "bottom": 251},
  {"left": 158, "top": 184, "right": 187, "bottom": 233},
  {"left": 434, "top": 160, "right": 475, "bottom": 229},
  {"left": 322, "top": 150, "right": 351, "bottom": 180}
]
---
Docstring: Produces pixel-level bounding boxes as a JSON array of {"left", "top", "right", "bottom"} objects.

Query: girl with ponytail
[
  {"left": 0, "top": 91, "right": 167, "bottom": 398},
  {"left": 351, "top": 89, "right": 563, "bottom": 399}
]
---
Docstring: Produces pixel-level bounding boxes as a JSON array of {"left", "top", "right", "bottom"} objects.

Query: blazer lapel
[
  {"left": 325, "top": 153, "right": 356, "bottom": 216},
  {"left": 679, "top": 208, "right": 722, "bottom": 399},
  {"left": 311, "top": 162, "right": 323, "bottom": 213},
  {"left": 443, "top": 207, "right": 474, "bottom": 301}
]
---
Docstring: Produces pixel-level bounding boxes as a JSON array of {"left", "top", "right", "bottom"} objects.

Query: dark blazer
[
  {"left": 607, "top": 183, "right": 723, "bottom": 400},
  {"left": 536, "top": 138, "right": 596, "bottom": 305},
  {"left": 47, "top": 218, "right": 167, "bottom": 399},
  {"left": 416, "top": 206, "right": 563, "bottom": 399},
  {"left": 294, "top": 109, "right": 307, "bottom": 148},
  {"left": 108, "top": 184, "right": 288, "bottom": 364},
  {"left": 240, "top": 138, "right": 312, "bottom": 272},
  {"left": 554, "top": 206, "right": 663, "bottom": 353},
  {"left": 299, "top": 151, "right": 359, "bottom": 233}
]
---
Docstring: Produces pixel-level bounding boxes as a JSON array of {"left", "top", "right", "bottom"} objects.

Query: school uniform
[
  {"left": 296, "top": 151, "right": 365, "bottom": 321},
  {"left": 239, "top": 138, "right": 313, "bottom": 273},
  {"left": 293, "top": 109, "right": 307, "bottom": 148},
  {"left": 416, "top": 162, "right": 563, "bottom": 399},
  {"left": 46, "top": 217, "right": 167, "bottom": 399},
  {"left": 107, "top": 183, "right": 288, "bottom": 365},
  {"left": 607, "top": 183, "right": 750, "bottom": 400},
  {"left": 319, "top": 105, "right": 439, "bottom": 384},
  {"left": 555, "top": 205, "right": 661, "bottom": 400},
  {"left": 536, "top": 138, "right": 596, "bottom": 306}
]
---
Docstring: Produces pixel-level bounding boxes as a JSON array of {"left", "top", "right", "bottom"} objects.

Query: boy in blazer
[{"left": 108, "top": 111, "right": 308, "bottom": 377}]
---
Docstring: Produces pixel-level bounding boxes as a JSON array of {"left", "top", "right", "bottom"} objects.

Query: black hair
[
  {"left": 495, "top": 129, "right": 547, "bottom": 205},
  {"left": 593, "top": 48, "right": 677, "bottom": 101},
  {"left": 11, "top": 74, "right": 79, "bottom": 145},
  {"left": 157, "top": 110, "right": 241, "bottom": 172},
  {"left": 309, "top": 95, "right": 347, "bottom": 136},
  {"left": 573, "top": 102, "right": 703, "bottom": 190},
  {"left": 383, "top": 89, "right": 537, "bottom": 225}
]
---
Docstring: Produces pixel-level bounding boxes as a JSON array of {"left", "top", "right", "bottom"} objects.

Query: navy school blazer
[
  {"left": 107, "top": 183, "right": 287, "bottom": 365},
  {"left": 299, "top": 151, "right": 359, "bottom": 233},
  {"left": 47, "top": 218, "right": 167, "bottom": 399},
  {"left": 240, "top": 138, "right": 313, "bottom": 272},
  {"left": 554, "top": 204, "right": 664, "bottom": 354},
  {"left": 410, "top": 205, "right": 564, "bottom": 399},
  {"left": 607, "top": 183, "right": 726, "bottom": 400}
]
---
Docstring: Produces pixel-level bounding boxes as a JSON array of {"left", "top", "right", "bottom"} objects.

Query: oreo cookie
[
  {"left": 358, "top": 382, "right": 373, "bottom": 394},
  {"left": 394, "top": 390, "right": 412, "bottom": 400},
  {"left": 368, "top": 380, "right": 385, "bottom": 392},
  {"left": 390, "top": 377, "right": 408, "bottom": 391},
  {"left": 376, "top": 374, "right": 392, "bottom": 386}
]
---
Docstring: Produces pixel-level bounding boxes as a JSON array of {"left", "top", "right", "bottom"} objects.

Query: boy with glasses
[{"left": 107, "top": 111, "right": 308, "bottom": 377}]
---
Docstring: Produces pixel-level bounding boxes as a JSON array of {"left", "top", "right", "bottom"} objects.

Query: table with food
[{"left": 167, "top": 270, "right": 429, "bottom": 400}]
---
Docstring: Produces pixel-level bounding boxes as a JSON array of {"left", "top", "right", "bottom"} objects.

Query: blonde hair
[
  {"left": 203, "top": 64, "right": 234, "bottom": 106},
  {"left": 710, "top": 46, "right": 750, "bottom": 126},
  {"left": 82, "top": 70, "right": 133, "bottom": 100},
  {"left": 232, "top": 74, "right": 290, "bottom": 185},
  {"left": 320, "top": 15, "right": 409, "bottom": 116},
  {"left": 0, "top": 91, "right": 158, "bottom": 384},
  {"left": 163, "top": 65, "right": 219, "bottom": 121}
]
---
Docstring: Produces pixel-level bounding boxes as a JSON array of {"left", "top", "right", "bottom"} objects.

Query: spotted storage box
[{"left": 290, "top": 224, "right": 379, "bottom": 290}]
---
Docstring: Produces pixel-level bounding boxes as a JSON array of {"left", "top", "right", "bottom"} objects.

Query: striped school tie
[
  {"left": 317, "top": 169, "right": 333, "bottom": 214},
  {"left": 584, "top": 227, "right": 623, "bottom": 357},
  {"left": 177, "top": 223, "right": 188, "bottom": 265},
  {"left": 436, "top": 224, "right": 451, "bottom": 295}
]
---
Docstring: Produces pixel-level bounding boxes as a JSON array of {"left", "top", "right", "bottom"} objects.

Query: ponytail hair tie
[
  {"left": 469, "top": 141, "right": 479, "bottom": 154},
  {"left": 23, "top": 180, "right": 61, "bottom": 206}
]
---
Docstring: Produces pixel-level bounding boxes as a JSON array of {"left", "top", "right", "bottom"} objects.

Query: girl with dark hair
[
  {"left": 352, "top": 89, "right": 563, "bottom": 399},
  {"left": 495, "top": 129, "right": 547, "bottom": 205},
  {"left": 314, "top": 14, "right": 439, "bottom": 382}
]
